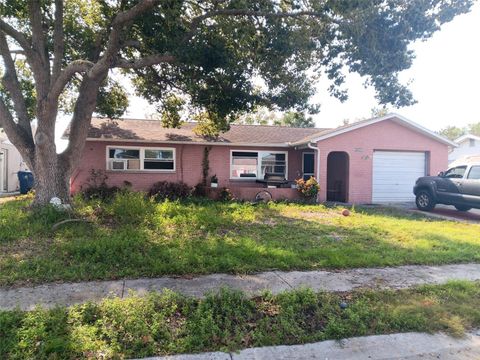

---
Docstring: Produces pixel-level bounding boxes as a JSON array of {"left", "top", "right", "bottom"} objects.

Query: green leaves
[
  {"left": 0, "top": 0, "right": 474, "bottom": 130},
  {"left": 159, "top": 95, "right": 185, "bottom": 128},
  {"left": 96, "top": 80, "right": 129, "bottom": 119}
]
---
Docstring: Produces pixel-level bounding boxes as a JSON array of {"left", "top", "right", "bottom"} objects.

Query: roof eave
[
  {"left": 455, "top": 134, "right": 480, "bottom": 143},
  {"left": 83, "top": 137, "right": 293, "bottom": 148},
  {"left": 294, "top": 113, "right": 457, "bottom": 147}
]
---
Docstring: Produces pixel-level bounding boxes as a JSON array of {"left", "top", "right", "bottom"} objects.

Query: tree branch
[
  {"left": 49, "top": 60, "right": 94, "bottom": 102},
  {"left": 0, "top": 20, "right": 32, "bottom": 53},
  {"left": 121, "top": 39, "right": 142, "bottom": 49},
  {"left": 202, "top": 9, "right": 323, "bottom": 20},
  {"left": 185, "top": 8, "right": 324, "bottom": 42},
  {"left": 52, "top": 0, "right": 64, "bottom": 78},
  {"left": 23, "top": 0, "right": 53, "bottom": 115},
  {"left": 0, "top": 32, "right": 33, "bottom": 139},
  {"left": 190, "top": 9, "right": 324, "bottom": 28},
  {"left": 114, "top": 54, "right": 175, "bottom": 69},
  {"left": 28, "top": 0, "right": 49, "bottom": 73},
  {"left": 59, "top": 76, "right": 105, "bottom": 171},
  {"left": 0, "top": 98, "right": 35, "bottom": 167},
  {"left": 0, "top": 15, "right": 49, "bottom": 105},
  {"left": 89, "top": 0, "right": 163, "bottom": 79},
  {"left": 112, "top": 0, "right": 162, "bottom": 26}
]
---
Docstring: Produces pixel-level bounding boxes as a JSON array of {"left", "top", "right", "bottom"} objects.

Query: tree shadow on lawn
[
  {"left": 2, "top": 202, "right": 480, "bottom": 286},
  {"left": 52, "top": 212, "right": 480, "bottom": 277}
]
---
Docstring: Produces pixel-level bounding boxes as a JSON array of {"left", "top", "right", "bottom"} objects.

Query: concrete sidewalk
[
  {"left": 2, "top": 263, "right": 480, "bottom": 310},
  {"left": 137, "top": 331, "right": 480, "bottom": 360}
]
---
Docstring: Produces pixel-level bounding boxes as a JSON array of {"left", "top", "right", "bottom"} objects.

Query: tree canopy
[
  {"left": 438, "top": 123, "right": 480, "bottom": 141},
  {"left": 0, "top": 0, "right": 474, "bottom": 204},
  {"left": 236, "top": 108, "right": 315, "bottom": 128}
]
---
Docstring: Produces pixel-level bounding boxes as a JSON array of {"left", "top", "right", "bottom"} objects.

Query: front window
[
  {"left": 107, "top": 147, "right": 175, "bottom": 171},
  {"left": 444, "top": 166, "right": 467, "bottom": 179},
  {"left": 230, "top": 151, "right": 287, "bottom": 179},
  {"left": 231, "top": 151, "right": 258, "bottom": 178},
  {"left": 108, "top": 148, "right": 140, "bottom": 170},
  {"left": 144, "top": 149, "right": 174, "bottom": 170},
  {"left": 260, "top": 153, "right": 286, "bottom": 177}
]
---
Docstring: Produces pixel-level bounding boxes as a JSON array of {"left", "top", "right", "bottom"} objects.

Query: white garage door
[{"left": 372, "top": 151, "right": 426, "bottom": 202}]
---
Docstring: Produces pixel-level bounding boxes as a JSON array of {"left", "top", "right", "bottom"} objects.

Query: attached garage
[
  {"left": 301, "top": 114, "right": 454, "bottom": 204},
  {"left": 372, "top": 151, "right": 426, "bottom": 202}
]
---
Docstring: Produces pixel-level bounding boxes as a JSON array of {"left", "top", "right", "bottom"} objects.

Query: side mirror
[{"left": 437, "top": 171, "right": 445, "bottom": 177}]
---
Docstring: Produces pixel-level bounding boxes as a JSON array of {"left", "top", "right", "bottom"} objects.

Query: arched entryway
[{"left": 327, "top": 151, "right": 349, "bottom": 202}]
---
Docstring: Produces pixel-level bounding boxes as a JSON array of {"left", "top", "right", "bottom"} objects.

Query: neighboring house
[
  {"left": 70, "top": 113, "right": 453, "bottom": 203},
  {"left": 449, "top": 134, "right": 480, "bottom": 164},
  {"left": 0, "top": 128, "right": 29, "bottom": 193}
]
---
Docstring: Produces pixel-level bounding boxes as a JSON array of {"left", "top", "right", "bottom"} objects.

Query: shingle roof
[
  {"left": 78, "top": 117, "right": 329, "bottom": 146},
  {"left": 291, "top": 117, "right": 377, "bottom": 145}
]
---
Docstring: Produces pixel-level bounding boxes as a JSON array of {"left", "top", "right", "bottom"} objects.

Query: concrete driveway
[
  {"left": 386, "top": 201, "right": 480, "bottom": 223},
  {"left": 430, "top": 205, "right": 480, "bottom": 222}
]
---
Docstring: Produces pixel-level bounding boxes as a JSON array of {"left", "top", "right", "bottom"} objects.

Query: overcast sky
[
  {"left": 57, "top": 2, "right": 480, "bottom": 149},
  {"left": 309, "top": 2, "right": 480, "bottom": 130}
]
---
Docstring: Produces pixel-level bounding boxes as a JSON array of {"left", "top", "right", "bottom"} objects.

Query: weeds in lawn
[
  {"left": 1, "top": 282, "right": 480, "bottom": 359},
  {"left": 0, "top": 193, "right": 479, "bottom": 286}
]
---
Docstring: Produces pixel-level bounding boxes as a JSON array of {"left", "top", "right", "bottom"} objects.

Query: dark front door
[{"left": 303, "top": 153, "right": 314, "bottom": 180}]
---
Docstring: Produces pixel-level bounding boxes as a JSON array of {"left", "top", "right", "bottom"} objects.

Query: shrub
[
  {"left": 218, "top": 187, "right": 234, "bottom": 202},
  {"left": 192, "top": 183, "right": 208, "bottom": 198},
  {"left": 295, "top": 177, "right": 320, "bottom": 200},
  {"left": 148, "top": 181, "right": 192, "bottom": 201},
  {"left": 80, "top": 169, "right": 120, "bottom": 201}
]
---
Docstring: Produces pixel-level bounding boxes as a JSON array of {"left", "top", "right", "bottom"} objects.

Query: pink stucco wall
[
  {"left": 71, "top": 141, "right": 305, "bottom": 199},
  {"left": 71, "top": 119, "right": 448, "bottom": 203},
  {"left": 208, "top": 186, "right": 301, "bottom": 201},
  {"left": 315, "top": 120, "right": 449, "bottom": 203}
]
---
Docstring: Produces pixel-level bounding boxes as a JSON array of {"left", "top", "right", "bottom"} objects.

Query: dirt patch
[
  {"left": 300, "top": 211, "right": 336, "bottom": 218},
  {"left": 0, "top": 237, "right": 53, "bottom": 261},
  {"left": 0, "top": 196, "right": 20, "bottom": 204}
]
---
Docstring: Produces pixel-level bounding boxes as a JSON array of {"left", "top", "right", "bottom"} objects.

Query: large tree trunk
[
  {"left": 32, "top": 155, "right": 71, "bottom": 206},
  {"left": 31, "top": 112, "right": 72, "bottom": 206}
]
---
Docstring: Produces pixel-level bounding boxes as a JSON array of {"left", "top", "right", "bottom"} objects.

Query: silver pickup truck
[{"left": 413, "top": 162, "right": 480, "bottom": 211}]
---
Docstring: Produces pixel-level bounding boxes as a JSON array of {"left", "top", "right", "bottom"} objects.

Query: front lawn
[
  {"left": 1, "top": 193, "right": 480, "bottom": 286},
  {"left": 1, "top": 281, "right": 480, "bottom": 359}
]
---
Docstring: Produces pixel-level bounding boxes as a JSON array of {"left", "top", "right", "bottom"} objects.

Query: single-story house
[
  {"left": 449, "top": 134, "right": 480, "bottom": 164},
  {"left": 70, "top": 113, "right": 454, "bottom": 203},
  {"left": 0, "top": 128, "right": 29, "bottom": 193}
]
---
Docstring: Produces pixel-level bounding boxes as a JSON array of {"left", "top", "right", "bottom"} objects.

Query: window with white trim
[
  {"left": 144, "top": 149, "right": 175, "bottom": 170},
  {"left": 230, "top": 151, "right": 287, "bottom": 179},
  {"left": 108, "top": 148, "right": 141, "bottom": 170},
  {"left": 231, "top": 151, "right": 258, "bottom": 178},
  {"left": 107, "top": 147, "right": 175, "bottom": 171}
]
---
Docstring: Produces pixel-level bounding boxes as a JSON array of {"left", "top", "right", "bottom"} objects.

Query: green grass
[
  {"left": 1, "top": 192, "right": 480, "bottom": 286},
  {"left": 1, "top": 281, "right": 480, "bottom": 359}
]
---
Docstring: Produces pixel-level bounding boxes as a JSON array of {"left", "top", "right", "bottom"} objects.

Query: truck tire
[
  {"left": 415, "top": 190, "right": 436, "bottom": 211},
  {"left": 454, "top": 205, "right": 471, "bottom": 212}
]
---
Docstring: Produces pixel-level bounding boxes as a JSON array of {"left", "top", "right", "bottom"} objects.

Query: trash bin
[{"left": 17, "top": 171, "right": 34, "bottom": 194}]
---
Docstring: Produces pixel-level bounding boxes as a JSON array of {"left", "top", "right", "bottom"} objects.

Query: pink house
[{"left": 71, "top": 113, "right": 454, "bottom": 203}]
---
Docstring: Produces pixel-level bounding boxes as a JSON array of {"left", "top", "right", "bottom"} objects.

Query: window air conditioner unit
[{"left": 111, "top": 160, "right": 127, "bottom": 170}]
